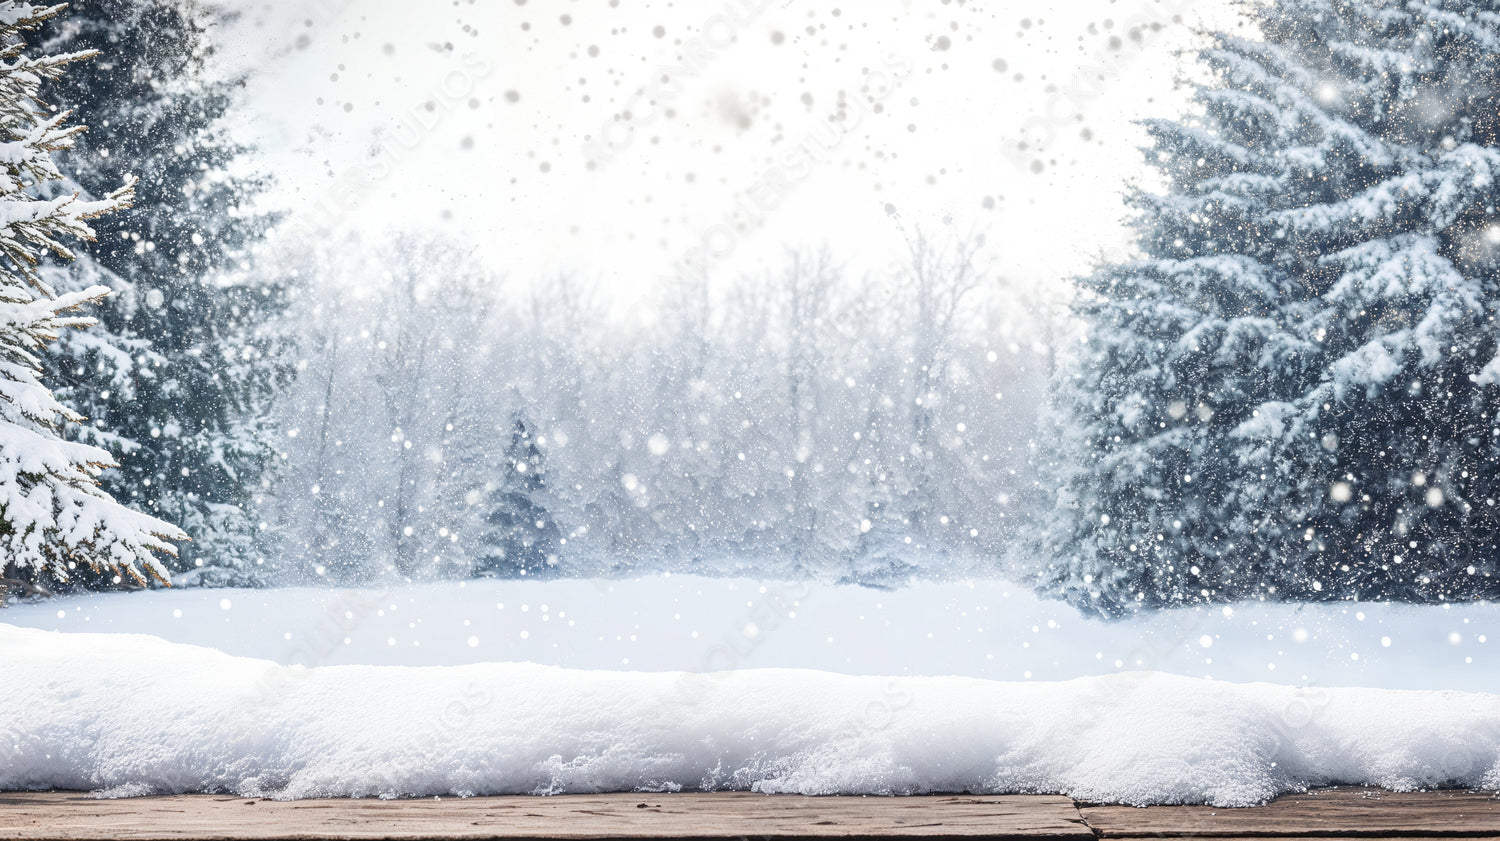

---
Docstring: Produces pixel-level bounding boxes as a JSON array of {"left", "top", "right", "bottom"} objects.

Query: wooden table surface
[{"left": 1, "top": 788, "right": 1496, "bottom": 841}]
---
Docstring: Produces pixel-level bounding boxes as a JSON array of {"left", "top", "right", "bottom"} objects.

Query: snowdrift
[{"left": 2, "top": 623, "right": 1497, "bottom": 806}]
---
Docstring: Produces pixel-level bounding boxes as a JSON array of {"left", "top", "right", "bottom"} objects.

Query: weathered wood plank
[
  {"left": 7, "top": 787, "right": 1499, "bottom": 841},
  {"left": 1079, "top": 787, "right": 1500, "bottom": 837},
  {"left": 0, "top": 791, "right": 1093, "bottom": 841}
]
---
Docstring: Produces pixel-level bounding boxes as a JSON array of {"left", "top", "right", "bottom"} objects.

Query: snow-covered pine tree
[
  {"left": 38, "top": 0, "right": 285, "bottom": 584},
  {"left": 0, "top": 2, "right": 186, "bottom": 594},
  {"left": 475, "top": 413, "right": 560, "bottom": 577},
  {"left": 1038, "top": 0, "right": 1500, "bottom": 614}
]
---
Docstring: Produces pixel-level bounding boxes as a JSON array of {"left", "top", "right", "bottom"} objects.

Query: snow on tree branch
[{"left": 0, "top": 0, "right": 185, "bottom": 589}]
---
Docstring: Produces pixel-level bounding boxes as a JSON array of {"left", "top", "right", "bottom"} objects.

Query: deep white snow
[
  {"left": 3, "top": 576, "right": 1496, "bottom": 691},
  {"left": 3, "top": 619, "right": 1498, "bottom": 806}
]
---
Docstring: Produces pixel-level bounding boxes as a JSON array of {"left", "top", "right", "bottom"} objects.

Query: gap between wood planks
[{"left": 1, "top": 787, "right": 1499, "bottom": 841}]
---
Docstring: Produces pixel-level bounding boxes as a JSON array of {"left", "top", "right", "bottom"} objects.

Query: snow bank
[{"left": 3, "top": 623, "right": 1498, "bottom": 806}]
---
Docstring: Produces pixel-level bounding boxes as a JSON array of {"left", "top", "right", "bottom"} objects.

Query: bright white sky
[{"left": 220, "top": 0, "right": 1246, "bottom": 319}]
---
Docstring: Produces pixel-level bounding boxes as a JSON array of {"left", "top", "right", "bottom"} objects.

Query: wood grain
[
  {"left": 1079, "top": 787, "right": 1500, "bottom": 837},
  {"left": 0, "top": 791, "right": 1092, "bottom": 841},
  {"left": 5, "top": 787, "right": 1499, "bottom": 840}
]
